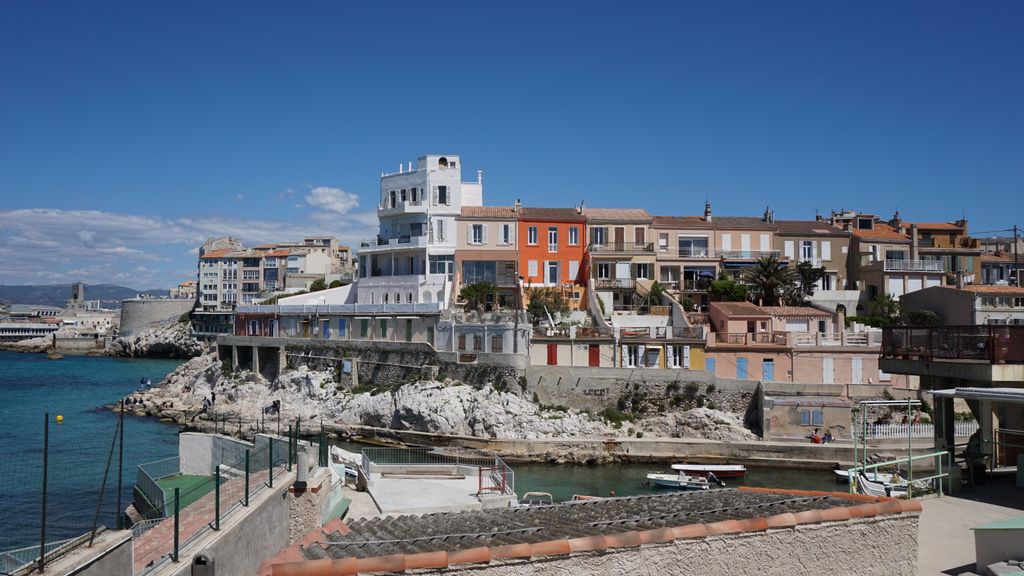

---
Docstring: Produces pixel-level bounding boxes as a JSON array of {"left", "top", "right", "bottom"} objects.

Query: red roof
[
  {"left": 199, "top": 249, "right": 233, "bottom": 259},
  {"left": 850, "top": 223, "right": 908, "bottom": 241}
]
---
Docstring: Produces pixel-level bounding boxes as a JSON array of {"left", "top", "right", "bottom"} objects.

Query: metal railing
[
  {"left": 0, "top": 536, "right": 80, "bottom": 575},
  {"left": 883, "top": 259, "right": 945, "bottom": 272},
  {"left": 588, "top": 242, "right": 655, "bottom": 253},
  {"left": 594, "top": 278, "right": 635, "bottom": 290},
  {"left": 720, "top": 250, "right": 780, "bottom": 260},
  {"left": 137, "top": 457, "right": 180, "bottom": 517},
  {"left": 677, "top": 248, "right": 713, "bottom": 258},
  {"left": 360, "top": 447, "right": 515, "bottom": 496},
  {"left": 847, "top": 450, "right": 952, "bottom": 499},
  {"left": 882, "top": 325, "right": 1024, "bottom": 363},
  {"left": 866, "top": 421, "right": 979, "bottom": 440}
]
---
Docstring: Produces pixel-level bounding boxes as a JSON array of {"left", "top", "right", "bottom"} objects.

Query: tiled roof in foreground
[{"left": 263, "top": 487, "right": 920, "bottom": 575}]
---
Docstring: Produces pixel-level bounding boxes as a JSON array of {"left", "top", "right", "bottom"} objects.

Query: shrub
[
  {"left": 599, "top": 407, "right": 634, "bottom": 426},
  {"left": 635, "top": 431, "right": 644, "bottom": 439},
  {"left": 328, "top": 279, "right": 344, "bottom": 289},
  {"left": 906, "top": 309, "right": 942, "bottom": 326},
  {"left": 309, "top": 278, "right": 328, "bottom": 292}
]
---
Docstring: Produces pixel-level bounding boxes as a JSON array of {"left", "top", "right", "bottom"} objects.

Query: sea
[{"left": 0, "top": 350, "right": 184, "bottom": 553}]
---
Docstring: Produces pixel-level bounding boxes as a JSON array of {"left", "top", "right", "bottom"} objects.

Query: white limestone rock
[{"left": 108, "top": 322, "right": 204, "bottom": 358}]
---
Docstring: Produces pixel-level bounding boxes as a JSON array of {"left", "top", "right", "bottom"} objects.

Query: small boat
[
  {"left": 855, "top": 472, "right": 930, "bottom": 498},
  {"left": 833, "top": 468, "right": 897, "bottom": 485},
  {"left": 570, "top": 494, "right": 604, "bottom": 502},
  {"left": 646, "top": 470, "right": 711, "bottom": 490},
  {"left": 671, "top": 463, "right": 746, "bottom": 478},
  {"left": 518, "top": 492, "right": 554, "bottom": 506}
]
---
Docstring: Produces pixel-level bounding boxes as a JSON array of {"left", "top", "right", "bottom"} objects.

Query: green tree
[
  {"left": 644, "top": 280, "right": 666, "bottom": 311},
  {"left": 906, "top": 309, "right": 942, "bottom": 325},
  {"left": 459, "top": 282, "right": 498, "bottom": 311},
  {"left": 742, "top": 256, "right": 795, "bottom": 306},
  {"left": 328, "top": 279, "right": 344, "bottom": 289},
  {"left": 309, "top": 278, "right": 327, "bottom": 292},
  {"left": 709, "top": 273, "right": 748, "bottom": 302},
  {"left": 526, "top": 287, "right": 568, "bottom": 324},
  {"left": 785, "top": 261, "right": 827, "bottom": 305},
  {"left": 868, "top": 294, "right": 901, "bottom": 324}
]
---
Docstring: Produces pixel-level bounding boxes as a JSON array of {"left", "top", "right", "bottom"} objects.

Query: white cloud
[{"left": 305, "top": 186, "right": 360, "bottom": 216}]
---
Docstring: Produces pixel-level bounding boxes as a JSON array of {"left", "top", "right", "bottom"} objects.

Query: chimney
[
  {"left": 408, "top": 161, "right": 413, "bottom": 172},
  {"left": 398, "top": 163, "right": 404, "bottom": 174},
  {"left": 910, "top": 223, "right": 919, "bottom": 261},
  {"left": 704, "top": 201, "right": 712, "bottom": 222},
  {"left": 514, "top": 198, "right": 521, "bottom": 214},
  {"left": 476, "top": 170, "right": 483, "bottom": 185},
  {"left": 763, "top": 206, "right": 771, "bottom": 223},
  {"left": 577, "top": 200, "right": 585, "bottom": 215},
  {"left": 890, "top": 210, "right": 902, "bottom": 232}
]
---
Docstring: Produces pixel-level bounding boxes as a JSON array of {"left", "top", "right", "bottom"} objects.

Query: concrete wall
[
  {"left": 119, "top": 299, "right": 195, "bottom": 338},
  {"left": 708, "top": 348, "right": 912, "bottom": 388},
  {"left": 180, "top": 432, "right": 260, "bottom": 475},
  {"left": 47, "top": 532, "right": 133, "bottom": 576},
  {"left": 427, "top": 514, "right": 917, "bottom": 576}
]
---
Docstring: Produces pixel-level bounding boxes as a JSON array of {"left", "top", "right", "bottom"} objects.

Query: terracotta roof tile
[
  {"left": 775, "top": 220, "right": 850, "bottom": 236},
  {"left": 518, "top": 207, "right": 586, "bottom": 221},
  {"left": 760, "top": 305, "right": 833, "bottom": 318},
  {"left": 199, "top": 249, "right": 233, "bottom": 259},
  {"left": 904, "top": 221, "right": 963, "bottom": 231},
  {"left": 460, "top": 206, "right": 518, "bottom": 219},
  {"left": 710, "top": 301, "right": 771, "bottom": 317},
  {"left": 711, "top": 216, "right": 775, "bottom": 230},
  {"left": 958, "top": 285, "right": 1024, "bottom": 296},
  {"left": 651, "top": 215, "right": 714, "bottom": 229},
  {"left": 583, "top": 208, "right": 652, "bottom": 222},
  {"left": 850, "top": 223, "right": 909, "bottom": 241},
  {"left": 265, "top": 488, "right": 920, "bottom": 576}
]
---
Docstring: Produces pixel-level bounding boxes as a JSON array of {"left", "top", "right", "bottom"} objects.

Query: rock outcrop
[
  {"left": 0, "top": 327, "right": 77, "bottom": 353},
  {"left": 108, "top": 322, "right": 204, "bottom": 358}
]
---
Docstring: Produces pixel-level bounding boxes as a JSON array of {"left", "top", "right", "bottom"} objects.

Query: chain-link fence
[{"left": 0, "top": 407, "right": 131, "bottom": 573}]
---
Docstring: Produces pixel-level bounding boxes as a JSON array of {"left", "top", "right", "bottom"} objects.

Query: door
[
  {"left": 634, "top": 227, "right": 645, "bottom": 246},
  {"left": 737, "top": 357, "right": 748, "bottom": 379},
  {"left": 547, "top": 343, "right": 558, "bottom": 365},
  {"left": 546, "top": 261, "right": 560, "bottom": 285},
  {"left": 852, "top": 357, "right": 863, "bottom": 384},
  {"left": 426, "top": 326, "right": 434, "bottom": 347},
  {"left": 740, "top": 234, "right": 751, "bottom": 257},
  {"left": 705, "top": 356, "right": 716, "bottom": 374},
  {"left": 405, "top": 319, "right": 413, "bottom": 342},
  {"left": 615, "top": 261, "right": 631, "bottom": 287},
  {"left": 614, "top": 227, "right": 625, "bottom": 250},
  {"left": 762, "top": 359, "right": 774, "bottom": 381},
  {"left": 823, "top": 357, "right": 835, "bottom": 384},
  {"left": 588, "top": 344, "right": 600, "bottom": 367},
  {"left": 269, "top": 319, "right": 279, "bottom": 337},
  {"left": 321, "top": 320, "right": 331, "bottom": 340}
]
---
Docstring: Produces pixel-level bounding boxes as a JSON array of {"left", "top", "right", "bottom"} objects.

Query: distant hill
[{"left": 0, "top": 284, "right": 169, "bottom": 309}]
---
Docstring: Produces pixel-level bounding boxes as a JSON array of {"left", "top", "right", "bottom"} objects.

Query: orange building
[{"left": 517, "top": 207, "right": 587, "bottom": 296}]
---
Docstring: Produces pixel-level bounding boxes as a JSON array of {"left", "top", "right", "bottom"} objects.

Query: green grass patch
[{"left": 158, "top": 474, "right": 217, "bottom": 509}]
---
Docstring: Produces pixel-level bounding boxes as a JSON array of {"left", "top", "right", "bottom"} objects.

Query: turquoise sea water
[{"left": 0, "top": 350, "right": 183, "bottom": 552}]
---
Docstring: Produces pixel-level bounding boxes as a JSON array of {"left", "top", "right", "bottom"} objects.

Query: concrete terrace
[{"left": 365, "top": 471, "right": 488, "bottom": 514}]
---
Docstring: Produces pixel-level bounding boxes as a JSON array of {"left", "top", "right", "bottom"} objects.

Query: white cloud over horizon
[{"left": 0, "top": 201, "right": 377, "bottom": 289}]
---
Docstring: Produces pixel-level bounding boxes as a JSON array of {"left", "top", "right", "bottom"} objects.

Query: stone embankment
[
  {"left": 107, "top": 321, "right": 204, "bottom": 358},
  {"left": 127, "top": 352, "right": 759, "bottom": 462},
  {"left": 0, "top": 327, "right": 79, "bottom": 353}
]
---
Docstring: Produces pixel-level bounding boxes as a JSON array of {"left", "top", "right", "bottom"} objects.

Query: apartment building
[
  {"left": 517, "top": 207, "right": 587, "bottom": 308},
  {"left": 651, "top": 214, "right": 718, "bottom": 310},
  {"left": 705, "top": 301, "right": 910, "bottom": 388},
  {"left": 981, "top": 252, "right": 1019, "bottom": 285},
  {"left": 774, "top": 220, "right": 858, "bottom": 315},
  {"left": 829, "top": 211, "right": 945, "bottom": 307},
  {"left": 890, "top": 215, "right": 982, "bottom": 285},
  {"left": 585, "top": 208, "right": 655, "bottom": 311},
  {"left": 900, "top": 285, "right": 1024, "bottom": 325},
  {"left": 454, "top": 205, "right": 519, "bottom": 303},
  {"left": 713, "top": 209, "right": 778, "bottom": 281},
  {"left": 356, "top": 155, "right": 482, "bottom": 306}
]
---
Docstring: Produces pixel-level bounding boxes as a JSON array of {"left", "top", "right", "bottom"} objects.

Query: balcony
[
  {"left": 358, "top": 235, "right": 429, "bottom": 253},
  {"left": 588, "top": 242, "right": 655, "bottom": 254},
  {"left": 882, "top": 325, "right": 1024, "bottom": 363},
  {"left": 377, "top": 198, "right": 428, "bottom": 216},
  {"left": 883, "top": 259, "right": 945, "bottom": 272},
  {"left": 720, "top": 250, "right": 780, "bottom": 260},
  {"left": 681, "top": 278, "right": 712, "bottom": 292},
  {"left": 594, "top": 278, "right": 636, "bottom": 290},
  {"left": 677, "top": 248, "right": 714, "bottom": 258},
  {"left": 712, "top": 332, "right": 788, "bottom": 346}
]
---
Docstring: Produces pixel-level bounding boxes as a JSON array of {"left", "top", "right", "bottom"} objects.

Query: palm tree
[{"left": 742, "top": 256, "right": 795, "bottom": 306}]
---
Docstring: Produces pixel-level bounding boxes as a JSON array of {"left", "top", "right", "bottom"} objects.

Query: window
[
  {"left": 590, "top": 226, "right": 607, "bottom": 246},
  {"left": 801, "top": 241, "right": 814, "bottom": 261},
  {"left": 360, "top": 319, "right": 369, "bottom": 338},
  {"left": 491, "top": 335, "right": 503, "bottom": 353},
  {"left": 394, "top": 292, "right": 401, "bottom": 304},
  {"left": 546, "top": 261, "right": 560, "bottom": 284},
  {"left": 462, "top": 261, "right": 497, "bottom": 284},
  {"left": 800, "top": 409, "right": 824, "bottom": 426},
  {"left": 472, "top": 334, "right": 482, "bottom": 352},
  {"left": 635, "top": 263, "right": 651, "bottom": 280},
  {"left": 548, "top": 227, "right": 558, "bottom": 252},
  {"left": 659, "top": 233, "right": 669, "bottom": 251},
  {"left": 528, "top": 260, "right": 538, "bottom": 277},
  {"left": 568, "top": 226, "right": 579, "bottom": 246},
  {"left": 408, "top": 292, "right": 413, "bottom": 303},
  {"left": 435, "top": 219, "right": 446, "bottom": 242},
  {"left": 436, "top": 186, "right": 449, "bottom": 205},
  {"left": 623, "top": 345, "right": 640, "bottom": 368},
  {"left": 528, "top": 226, "right": 538, "bottom": 245},
  {"left": 411, "top": 187, "right": 418, "bottom": 203},
  {"left": 857, "top": 218, "right": 873, "bottom": 230},
  {"left": 885, "top": 250, "right": 906, "bottom": 261},
  {"left": 400, "top": 189, "right": 407, "bottom": 202},
  {"left": 383, "top": 293, "right": 389, "bottom": 304},
  {"left": 501, "top": 224, "right": 512, "bottom": 245},
  {"left": 597, "top": 263, "right": 611, "bottom": 279},
  {"left": 471, "top": 224, "right": 485, "bottom": 244},
  {"left": 379, "top": 319, "right": 388, "bottom": 339},
  {"left": 678, "top": 237, "right": 709, "bottom": 257},
  {"left": 389, "top": 191, "right": 397, "bottom": 208},
  {"left": 428, "top": 255, "right": 454, "bottom": 277},
  {"left": 457, "top": 334, "right": 466, "bottom": 351}
]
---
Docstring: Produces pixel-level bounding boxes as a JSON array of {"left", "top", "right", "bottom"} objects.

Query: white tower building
[{"left": 356, "top": 155, "right": 483, "bottom": 306}]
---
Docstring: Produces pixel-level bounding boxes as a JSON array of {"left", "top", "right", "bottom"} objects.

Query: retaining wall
[{"left": 120, "top": 299, "right": 194, "bottom": 338}]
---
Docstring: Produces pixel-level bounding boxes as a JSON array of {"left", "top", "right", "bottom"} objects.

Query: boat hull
[{"left": 646, "top": 474, "right": 710, "bottom": 490}]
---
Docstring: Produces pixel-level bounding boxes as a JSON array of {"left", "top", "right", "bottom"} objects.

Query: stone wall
[
  {"left": 119, "top": 298, "right": 194, "bottom": 338},
  {"left": 427, "top": 514, "right": 918, "bottom": 576}
]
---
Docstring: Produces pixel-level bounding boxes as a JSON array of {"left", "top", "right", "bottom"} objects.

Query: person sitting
[
  {"left": 822, "top": 430, "right": 834, "bottom": 444},
  {"left": 809, "top": 428, "right": 822, "bottom": 444}
]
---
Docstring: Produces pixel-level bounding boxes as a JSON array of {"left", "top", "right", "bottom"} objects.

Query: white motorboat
[
  {"left": 518, "top": 492, "right": 554, "bottom": 506},
  {"left": 646, "top": 470, "right": 711, "bottom": 490},
  {"left": 833, "top": 468, "right": 897, "bottom": 485},
  {"left": 672, "top": 463, "right": 746, "bottom": 478},
  {"left": 855, "top": 472, "right": 930, "bottom": 498}
]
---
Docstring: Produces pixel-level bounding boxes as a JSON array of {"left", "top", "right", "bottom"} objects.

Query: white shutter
[
  {"left": 852, "top": 357, "right": 863, "bottom": 384},
  {"left": 528, "top": 260, "right": 538, "bottom": 277},
  {"left": 466, "top": 225, "right": 473, "bottom": 244},
  {"left": 784, "top": 241, "right": 794, "bottom": 259},
  {"left": 722, "top": 234, "right": 732, "bottom": 252},
  {"left": 821, "top": 241, "right": 832, "bottom": 261},
  {"left": 760, "top": 234, "right": 769, "bottom": 251},
  {"left": 568, "top": 260, "right": 579, "bottom": 281},
  {"left": 740, "top": 234, "right": 751, "bottom": 252},
  {"left": 823, "top": 357, "right": 835, "bottom": 384},
  {"left": 482, "top": 224, "right": 488, "bottom": 244},
  {"left": 432, "top": 187, "right": 438, "bottom": 205},
  {"left": 683, "top": 345, "right": 691, "bottom": 369}
]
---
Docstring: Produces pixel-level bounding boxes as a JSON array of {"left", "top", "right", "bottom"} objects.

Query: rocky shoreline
[
  {"left": 119, "top": 351, "right": 761, "bottom": 464},
  {"left": 1, "top": 321, "right": 205, "bottom": 359}
]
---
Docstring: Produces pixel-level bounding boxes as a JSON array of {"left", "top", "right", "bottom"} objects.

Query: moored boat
[
  {"left": 518, "top": 492, "right": 554, "bottom": 506},
  {"left": 671, "top": 463, "right": 746, "bottom": 478},
  {"left": 645, "top": 470, "right": 711, "bottom": 490}
]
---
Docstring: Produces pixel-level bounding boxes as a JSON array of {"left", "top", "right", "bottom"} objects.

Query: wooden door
[
  {"left": 547, "top": 343, "right": 558, "bottom": 365},
  {"left": 588, "top": 344, "right": 600, "bottom": 367}
]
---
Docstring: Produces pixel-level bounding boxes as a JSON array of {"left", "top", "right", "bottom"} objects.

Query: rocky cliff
[
  {"left": 107, "top": 321, "right": 204, "bottom": 358},
  {"left": 132, "top": 353, "right": 758, "bottom": 451}
]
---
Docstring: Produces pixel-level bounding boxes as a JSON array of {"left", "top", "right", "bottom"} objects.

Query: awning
[{"left": 931, "top": 387, "right": 1024, "bottom": 405}]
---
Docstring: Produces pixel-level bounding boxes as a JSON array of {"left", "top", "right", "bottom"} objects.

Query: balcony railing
[
  {"left": 884, "top": 259, "right": 945, "bottom": 272},
  {"left": 677, "top": 248, "right": 714, "bottom": 258},
  {"left": 882, "top": 325, "right": 1024, "bottom": 363},
  {"left": 594, "top": 278, "right": 636, "bottom": 290},
  {"left": 359, "top": 235, "right": 429, "bottom": 250},
  {"left": 720, "top": 250, "right": 780, "bottom": 260},
  {"left": 588, "top": 242, "right": 655, "bottom": 253},
  {"left": 682, "top": 279, "right": 712, "bottom": 292}
]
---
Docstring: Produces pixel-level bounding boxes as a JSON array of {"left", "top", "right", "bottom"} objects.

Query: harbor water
[{"left": 0, "top": 350, "right": 183, "bottom": 552}]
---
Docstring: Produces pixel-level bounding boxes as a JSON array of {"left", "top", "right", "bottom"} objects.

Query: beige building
[
  {"left": 454, "top": 205, "right": 520, "bottom": 303},
  {"left": 651, "top": 214, "right": 718, "bottom": 311},
  {"left": 586, "top": 208, "right": 656, "bottom": 301},
  {"left": 774, "top": 220, "right": 858, "bottom": 315},
  {"left": 900, "top": 285, "right": 1024, "bottom": 325}
]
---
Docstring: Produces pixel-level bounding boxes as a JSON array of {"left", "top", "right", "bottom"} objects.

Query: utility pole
[{"left": 1014, "top": 224, "right": 1020, "bottom": 287}]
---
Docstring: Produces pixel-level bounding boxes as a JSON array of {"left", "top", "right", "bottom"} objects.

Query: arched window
[
  {"left": 408, "top": 292, "right": 414, "bottom": 303},
  {"left": 438, "top": 157, "right": 449, "bottom": 168},
  {"left": 383, "top": 293, "right": 389, "bottom": 304},
  {"left": 395, "top": 292, "right": 401, "bottom": 304}
]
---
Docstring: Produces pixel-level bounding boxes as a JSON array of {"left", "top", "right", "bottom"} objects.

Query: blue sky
[{"left": 1, "top": 1, "right": 1022, "bottom": 289}]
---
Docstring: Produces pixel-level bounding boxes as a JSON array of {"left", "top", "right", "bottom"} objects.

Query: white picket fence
[{"left": 866, "top": 421, "right": 979, "bottom": 440}]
